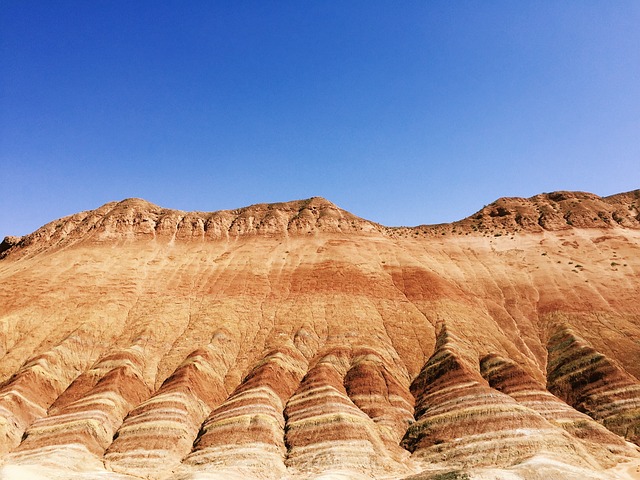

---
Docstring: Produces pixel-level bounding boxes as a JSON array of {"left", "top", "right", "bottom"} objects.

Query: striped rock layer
[
  {"left": 7, "top": 345, "right": 150, "bottom": 470},
  {"left": 1, "top": 191, "right": 640, "bottom": 479},
  {"left": 105, "top": 334, "right": 237, "bottom": 477},
  {"left": 401, "top": 328, "right": 608, "bottom": 470},
  {"left": 283, "top": 348, "right": 412, "bottom": 478},
  {"left": 480, "top": 352, "right": 637, "bottom": 466},
  {"left": 547, "top": 326, "right": 640, "bottom": 445},
  {"left": 183, "top": 345, "right": 308, "bottom": 477}
]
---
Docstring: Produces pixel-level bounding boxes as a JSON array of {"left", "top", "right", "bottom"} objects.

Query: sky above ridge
[{"left": 1, "top": 1, "right": 639, "bottom": 236}]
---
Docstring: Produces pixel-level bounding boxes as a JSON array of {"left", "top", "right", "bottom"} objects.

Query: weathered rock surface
[
  {"left": 402, "top": 327, "right": 603, "bottom": 470},
  {"left": 105, "top": 337, "right": 235, "bottom": 477},
  {"left": 6, "top": 345, "right": 150, "bottom": 471},
  {"left": 547, "top": 326, "right": 640, "bottom": 445},
  {"left": 182, "top": 345, "right": 307, "bottom": 478},
  {"left": 1, "top": 191, "right": 640, "bottom": 479},
  {"left": 284, "top": 349, "right": 412, "bottom": 478},
  {"left": 481, "top": 352, "right": 637, "bottom": 467}
]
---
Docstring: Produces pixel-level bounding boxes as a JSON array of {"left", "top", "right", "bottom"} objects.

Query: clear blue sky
[{"left": 1, "top": 1, "right": 639, "bottom": 236}]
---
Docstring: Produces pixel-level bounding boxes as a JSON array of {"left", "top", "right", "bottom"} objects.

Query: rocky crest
[
  {"left": 1, "top": 191, "right": 640, "bottom": 479},
  {"left": 0, "top": 236, "right": 21, "bottom": 257},
  {"left": 450, "top": 190, "right": 640, "bottom": 234},
  {"left": 0, "top": 197, "right": 381, "bottom": 260},
  {"left": 3, "top": 190, "right": 639, "bottom": 260}
]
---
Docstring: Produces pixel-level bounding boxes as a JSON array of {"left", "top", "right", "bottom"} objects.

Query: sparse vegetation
[{"left": 430, "top": 472, "right": 471, "bottom": 480}]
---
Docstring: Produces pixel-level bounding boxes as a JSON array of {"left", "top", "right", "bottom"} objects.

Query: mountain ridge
[{"left": 2, "top": 189, "right": 640, "bottom": 260}]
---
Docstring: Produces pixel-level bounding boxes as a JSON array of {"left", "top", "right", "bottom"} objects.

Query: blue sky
[{"left": 1, "top": 1, "right": 639, "bottom": 236}]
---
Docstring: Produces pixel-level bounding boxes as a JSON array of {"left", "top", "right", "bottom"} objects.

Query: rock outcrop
[
  {"left": 547, "top": 326, "right": 640, "bottom": 445},
  {"left": 183, "top": 345, "right": 307, "bottom": 478},
  {"left": 480, "top": 353, "right": 637, "bottom": 467},
  {"left": 105, "top": 337, "right": 235, "bottom": 477},
  {"left": 6, "top": 346, "right": 150, "bottom": 471},
  {"left": 402, "top": 327, "right": 603, "bottom": 470},
  {"left": 450, "top": 190, "right": 640, "bottom": 234}
]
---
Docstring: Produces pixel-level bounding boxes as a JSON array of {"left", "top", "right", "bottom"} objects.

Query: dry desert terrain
[{"left": 1, "top": 191, "right": 640, "bottom": 479}]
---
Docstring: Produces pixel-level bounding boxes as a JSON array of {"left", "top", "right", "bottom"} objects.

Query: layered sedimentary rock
[
  {"left": 0, "top": 326, "right": 102, "bottom": 455},
  {"left": 182, "top": 345, "right": 307, "bottom": 477},
  {"left": 547, "top": 326, "right": 640, "bottom": 445},
  {"left": 402, "top": 327, "right": 602, "bottom": 469},
  {"left": 480, "top": 353, "right": 638, "bottom": 466},
  {"left": 1, "top": 191, "right": 640, "bottom": 479},
  {"left": 105, "top": 336, "right": 235, "bottom": 477},
  {"left": 6, "top": 345, "right": 150, "bottom": 470},
  {"left": 284, "top": 349, "right": 410, "bottom": 477},
  {"left": 344, "top": 349, "right": 415, "bottom": 450}
]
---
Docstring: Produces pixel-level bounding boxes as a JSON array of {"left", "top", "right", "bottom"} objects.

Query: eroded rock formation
[
  {"left": 1, "top": 191, "right": 640, "bottom": 479},
  {"left": 546, "top": 326, "right": 640, "bottom": 445}
]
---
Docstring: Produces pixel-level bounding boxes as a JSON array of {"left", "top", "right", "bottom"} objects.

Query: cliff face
[{"left": 1, "top": 191, "right": 639, "bottom": 480}]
